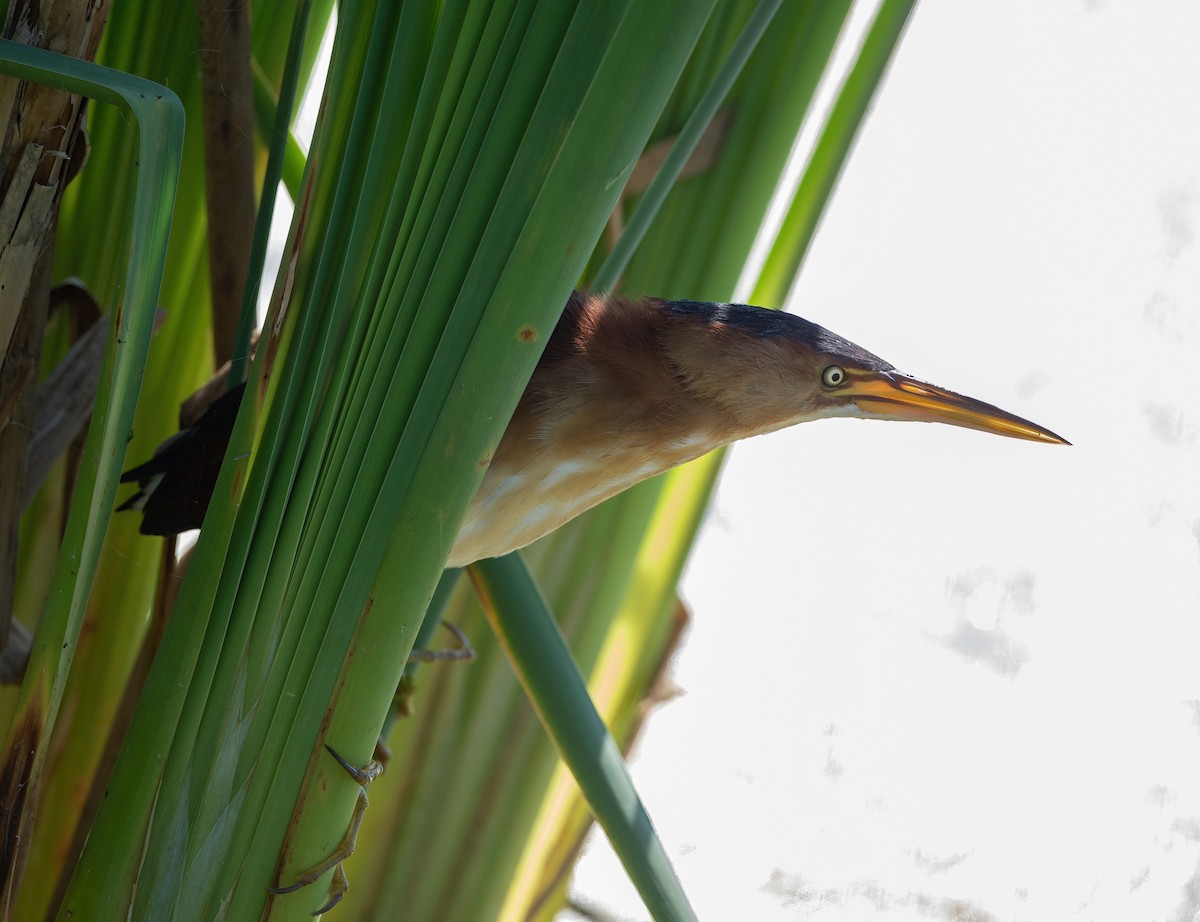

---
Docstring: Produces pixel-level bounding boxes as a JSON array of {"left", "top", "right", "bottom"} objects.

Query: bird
[{"left": 119, "top": 291, "right": 1067, "bottom": 557}]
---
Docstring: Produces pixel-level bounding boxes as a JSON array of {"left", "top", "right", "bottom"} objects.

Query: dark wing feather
[{"left": 117, "top": 382, "right": 246, "bottom": 535}]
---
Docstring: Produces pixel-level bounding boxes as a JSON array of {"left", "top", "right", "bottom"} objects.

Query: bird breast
[{"left": 446, "top": 431, "right": 720, "bottom": 568}]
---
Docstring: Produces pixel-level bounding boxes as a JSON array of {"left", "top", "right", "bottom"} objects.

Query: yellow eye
[{"left": 821, "top": 365, "right": 846, "bottom": 388}]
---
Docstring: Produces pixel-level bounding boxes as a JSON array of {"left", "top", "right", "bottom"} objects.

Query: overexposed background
[{"left": 567, "top": 2, "right": 1200, "bottom": 920}]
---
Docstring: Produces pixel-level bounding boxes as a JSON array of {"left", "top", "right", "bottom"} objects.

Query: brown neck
[{"left": 497, "top": 292, "right": 733, "bottom": 468}]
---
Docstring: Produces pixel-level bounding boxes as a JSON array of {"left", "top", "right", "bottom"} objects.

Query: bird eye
[{"left": 821, "top": 365, "right": 846, "bottom": 388}]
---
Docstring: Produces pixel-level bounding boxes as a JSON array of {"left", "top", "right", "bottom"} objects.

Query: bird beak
[{"left": 848, "top": 372, "right": 1070, "bottom": 445}]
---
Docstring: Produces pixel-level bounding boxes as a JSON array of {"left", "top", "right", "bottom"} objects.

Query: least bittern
[
  {"left": 120, "top": 291, "right": 1067, "bottom": 551},
  {"left": 119, "top": 290, "right": 1066, "bottom": 912}
]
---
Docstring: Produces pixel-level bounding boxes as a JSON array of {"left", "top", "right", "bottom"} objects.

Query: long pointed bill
[{"left": 849, "top": 372, "right": 1069, "bottom": 445}]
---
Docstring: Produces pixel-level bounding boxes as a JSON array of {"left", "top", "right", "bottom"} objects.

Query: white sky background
[{"left": 566, "top": 2, "right": 1200, "bottom": 921}]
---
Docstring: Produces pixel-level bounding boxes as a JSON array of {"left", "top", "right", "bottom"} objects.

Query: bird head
[{"left": 657, "top": 298, "right": 1068, "bottom": 445}]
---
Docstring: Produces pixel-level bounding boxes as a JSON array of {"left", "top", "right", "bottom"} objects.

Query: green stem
[
  {"left": 230, "top": 0, "right": 315, "bottom": 387},
  {"left": 0, "top": 37, "right": 184, "bottom": 908},
  {"left": 470, "top": 553, "right": 698, "bottom": 922},
  {"left": 592, "top": 0, "right": 785, "bottom": 291}
]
